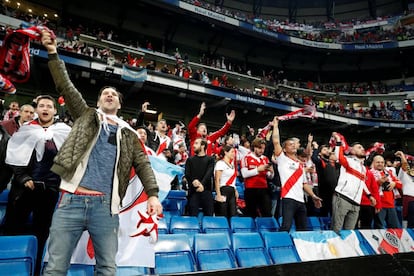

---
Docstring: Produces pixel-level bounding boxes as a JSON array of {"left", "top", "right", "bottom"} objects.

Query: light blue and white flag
[{"left": 291, "top": 230, "right": 364, "bottom": 261}]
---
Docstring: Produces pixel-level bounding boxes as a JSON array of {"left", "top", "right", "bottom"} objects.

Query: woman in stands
[{"left": 214, "top": 145, "right": 238, "bottom": 219}]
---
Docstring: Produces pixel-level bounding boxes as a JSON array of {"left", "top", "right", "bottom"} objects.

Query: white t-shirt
[
  {"left": 214, "top": 159, "right": 237, "bottom": 187},
  {"left": 276, "top": 152, "right": 306, "bottom": 202}
]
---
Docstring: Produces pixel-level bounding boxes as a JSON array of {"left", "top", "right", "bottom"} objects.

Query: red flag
[{"left": 278, "top": 104, "right": 317, "bottom": 121}]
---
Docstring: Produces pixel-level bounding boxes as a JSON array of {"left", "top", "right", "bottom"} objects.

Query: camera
[{"left": 382, "top": 181, "right": 390, "bottom": 190}]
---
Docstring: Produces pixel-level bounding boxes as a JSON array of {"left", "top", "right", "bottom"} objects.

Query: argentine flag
[{"left": 291, "top": 230, "right": 365, "bottom": 261}]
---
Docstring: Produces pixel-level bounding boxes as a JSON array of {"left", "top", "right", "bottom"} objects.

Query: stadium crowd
[{"left": 0, "top": 2, "right": 414, "bottom": 274}]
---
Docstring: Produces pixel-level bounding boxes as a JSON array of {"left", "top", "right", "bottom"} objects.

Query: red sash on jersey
[
  {"left": 281, "top": 164, "right": 303, "bottom": 198},
  {"left": 157, "top": 141, "right": 167, "bottom": 155},
  {"left": 345, "top": 166, "right": 365, "bottom": 181},
  {"left": 226, "top": 166, "right": 237, "bottom": 186}
]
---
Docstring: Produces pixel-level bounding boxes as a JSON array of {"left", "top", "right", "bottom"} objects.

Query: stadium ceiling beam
[
  {"left": 326, "top": 0, "right": 335, "bottom": 22},
  {"left": 368, "top": 0, "right": 377, "bottom": 18},
  {"left": 252, "top": 0, "right": 263, "bottom": 17},
  {"left": 288, "top": 0, "right": 298, "bottom": 23}
]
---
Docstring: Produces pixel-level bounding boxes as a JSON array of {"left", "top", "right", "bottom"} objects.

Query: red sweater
[
  {"left": 360, "top": 169, "right": 381, "bottom": 208},
  {"left": 188, "top": 115, "right": 231, "bottom": 156}
]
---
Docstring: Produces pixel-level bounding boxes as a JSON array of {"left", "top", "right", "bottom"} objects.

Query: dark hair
[
  {"left": 36, "top": 95, "right": 56, "bottom": 108},
  {"left": 350, "top": 142, "right": 362, "bottom": 147},
  {"left": 297, "top": 147, "right": 309, "bottom": 157},
  {"left": 195, "top": 137, "right": 208, "bottom": 150},
  {"left": 98, "top": 86, "right": 123, "bottom": 104},
  {"left": 319, "top": 144, "right": 330, "bottom": 151},
  {"left": 223, "top": 135, "right": 233, "bottom": 145},
  {"left": 219, "top": 145, "right": 233, "bottom": 159}
]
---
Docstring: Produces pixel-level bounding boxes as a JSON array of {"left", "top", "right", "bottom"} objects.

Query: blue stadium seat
[
  {"left": 194, "top": 233, "right": 237, "bottom": 271},
  {"left": 67, "top": 264, "right": 95, "bottom": 276},
  {"left": 154, "top": 234, "right": 196, "bottom": 274},
  {"left": 262, "top": 231, "right": 300, "bottom": 264},
  {"left": 167, "top": 190, "right": 187, "bottom": 199},
  {"left": 161, "top": 199, "right": 181, "bottom": 216},
  {"left": 165, "top": 190, "right": 187, "bottom": 215},
  {"left": 230, "top": 217, "right": 256, "bottom": 233},
  {"left": 278, "top": 217, "right": 296, "bottom": 232},
  {"left": 255, "top": 217, "right": 279, "bottom": 234},
  {"left": 202, "top": 216, "right": 230, "bottom": 233},
  {"left": 169, "top": 216, "right": 201, "bottom": 247},
  {"left": 231, "top": 232, "right": 272, "bottom": 267},
  {"left": 158, "top": 214, "right": 170, "bottom": 234},
  {"left": 0, "top": 189, "right": 9, "bottom": 225},
  {"left": 407, "top": 228, "right": 414, "bottom": 240},
  {"left": 307, "top": 216, "right": 322, "bottom": 231},
  {"left": 236, "top": 185, "right": 244, "bottom": 200},
  {"left": 235, "top": 178, "right": 244, "bottom": 187},
  {"left": 116, "top": 266, "right": 148, "bottom": 275},
  {"left": 319, "top": 216, "right": 331, "bottom": 230},
  {"left": 202, "top": 216, "right": 231, "bottom": 244},
  {"left": 0, "top": 235, "right": 38, "bottom": 276}
]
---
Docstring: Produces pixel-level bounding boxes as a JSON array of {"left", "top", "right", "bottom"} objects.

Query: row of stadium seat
[
  {"left": 1, "top": 228, "right": 414, "bottom": 275},
  {"left": 154, "top": 231, "right": 300, "bottom": 274},
  {"left": 159, "top": 215, "right": 331, "bottom": 237}
]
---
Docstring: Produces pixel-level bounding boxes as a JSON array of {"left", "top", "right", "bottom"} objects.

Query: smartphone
[{"left": 33, "top": 181, "right": 46, "bottom": 190}]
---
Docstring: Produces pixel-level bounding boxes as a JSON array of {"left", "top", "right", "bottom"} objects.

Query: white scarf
[
  {"left": 96, "top": 108, "right": 135, "bottom": 134},
  {"left": 6, "top": 122, "right": 71, "bottom": 166}
]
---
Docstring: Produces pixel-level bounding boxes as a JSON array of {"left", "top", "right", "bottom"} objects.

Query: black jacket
[{"left": 0, "top": 125, "right": 12, "bottom": 192}]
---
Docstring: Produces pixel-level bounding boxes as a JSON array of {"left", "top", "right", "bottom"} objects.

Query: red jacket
[
  {"left": 188, "top": 115, "right": 231, "bottom": 156},
  {"left": 371, "top": 168, "right": 403, "bottom": 208},
  {"left": 360, "top": 169, "right": 381, "bottom": 208}
]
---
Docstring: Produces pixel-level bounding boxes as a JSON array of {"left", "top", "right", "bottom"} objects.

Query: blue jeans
[
  {"left": 375, "top": 207, "right": 401, "bottom": 229},
  {"left": 43, "top": 193, "right": 119, "bottom": 276}
]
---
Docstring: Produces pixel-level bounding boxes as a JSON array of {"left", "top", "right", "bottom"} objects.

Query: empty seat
[
  {"left": 319, "top": 216, "right": 332, "bottom": 230},
  {"left": 162, "top": 199, "right": 181, "bottom": 216},
  {"left": 230, "top": 217, "right": 256, "bottom": 233},
  {"left": 307, "top": 216, "right": 322, "bottom": 231},
  {"left": 116, "top": 266, "right": 148, "bottom": 275},
  {"left": 165, "top": 190, "right": 187, "bottom": 215},
  {"left": 255, "top": 217, "right": 279, "bottom": 234},
  {"left": 0, "top": 235, "right": 38, "bottom": 276},
  {"left": 235, "top": 186, "right": 244, "bottom": 200},
  {"left": 194, "top": 233, "right": 237, "bottom": 271},
  {"left": 67, "top": 264, "right": 95, "bottom": 276},
  {"left": 0, "top": 189, "right": 9, "bottom": 225},
  {"left": 169, "top": 216, "right": 201, "bottom": 247},
  {"left": 154, "top": 234, "right": 196, "bottom": 274},
  {"left": 407, "top": 228, "right": 414, "bottom": 240},
  {"left": 262, "top": 231, "right": 300, "bottom": 264},
  {"left": 202, "top": 216, "right": 230, "bottom": 233},
  {"left": 232, "top": 232, "right": 271, "bottom": 267},
  {"left": 158, "top": 214, "right": 170, "bottom": 234}
]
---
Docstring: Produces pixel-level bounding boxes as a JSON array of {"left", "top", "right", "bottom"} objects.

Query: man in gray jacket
[{"left": 41, "top": 30, "right": 162, "bottom": 275}]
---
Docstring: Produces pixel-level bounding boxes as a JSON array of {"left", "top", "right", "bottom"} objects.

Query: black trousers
[
  {"left": 358, "top": 205, "right": 375, "bottom": 229},
  {"left": 214, "top": 186, "right": 236, "bottom": 219},
  {"left": 188, "top": 190, "right": 214, "bottom": 216},
  {"left": 244, "top": 188, "right": 272, "bottom": 218}
]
